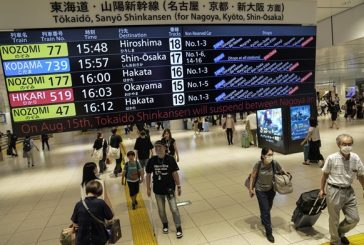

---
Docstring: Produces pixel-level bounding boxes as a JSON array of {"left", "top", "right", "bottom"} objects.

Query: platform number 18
[{"left": 169, "top": 38, "right": 182, "bottom": 51}]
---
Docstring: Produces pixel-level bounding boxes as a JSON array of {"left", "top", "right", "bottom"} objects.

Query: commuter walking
[
  {"left": 161, "top": 129, "right": 180, "bottom": 162},
  {"left": 146, "top": 140, "right": 183, "bottom": 239},
  {"left": 41, "top": 133, "right": 50, "bottom": 151},
  {"left": 301, "top": 117, "right": 324, "bottom": 166},
  {"left": 23, "top": 135, "right": 39, "bottom": 167},
  {"left": 248, "top": 147, "right": 287, "bottom": 243},
  {"left": 134, "top": 130, "right": 153, "bottom": 169},
  {"left": 319, "top": 98, "right": 328, "bottom": 116},
  {"left": 223, "top": 114, "right": 235, "bottom": 145},
  {"left": 121, "top": 151, "right": 143, "bottom": 210},
  {"left": 328, "top": 100, "right": 339, "bottom": 129},
  {"left": 246, "top": 111, "right": 258, "bottom": 146},
  {"left": 108, "top": 128, "right": 124, "bottom": 177},
  {"left": 72, "top": 180, "right": 114, "bottom": 245},
  {"left": 92, "top": 132, "right": 108, "bottom": 174},
  {"left": 81, "top": 162, "right": 113, "bottom": 211},
  {"left": 319, "top": 134, "right": 364, "bottom": 245},
  {"left": 7, "top": 130, "right": 18, "bottom": 157}
]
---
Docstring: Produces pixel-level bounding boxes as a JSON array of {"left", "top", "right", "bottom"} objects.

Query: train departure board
[{"left": 0, "top": 25, "right": 316, "bottom": 135}]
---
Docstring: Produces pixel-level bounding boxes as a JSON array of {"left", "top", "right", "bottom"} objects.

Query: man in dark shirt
[
  {"left": 108, "top": 128, "right": 123, "bottom": 177},
  {"left": 134, "top": 130, "right": 153, "bottom": 169},
  {"left": 146, "top": 140, "right": 183, "bottom": 239}
]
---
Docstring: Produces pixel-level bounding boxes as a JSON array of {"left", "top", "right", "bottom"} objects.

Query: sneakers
[
  {"left": 176, "top": 227, "right": 183, "bottom": 239},
  {"left": 340, "top": 235, "right": 349, "bottom": 245},
  {"left": 266, "top": 234, "right": 275, "bottom": 243},
  {"left": 162, "top": 223, "right": 168, "bottom": 234}
]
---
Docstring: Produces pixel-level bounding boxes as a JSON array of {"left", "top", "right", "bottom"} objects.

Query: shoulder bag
[
  {"left": 108, "top": 136, "right": 120, "bottom": 160},
  {"left": 81, "top": 199, "right": 122, "bottom": 244},
  {"left": 272, "top": 161, "right": 293, "bottom": 194},
  {"left": 244, "top": 162, "right": 260, "bottom": 189},
  {"left": 93, "top": 139, "right": 105, "bottom": 161}
]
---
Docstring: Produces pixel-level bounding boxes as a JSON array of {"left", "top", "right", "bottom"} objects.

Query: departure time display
[{"left": 0, "top": 25, "right": 316, "bottom": 135}]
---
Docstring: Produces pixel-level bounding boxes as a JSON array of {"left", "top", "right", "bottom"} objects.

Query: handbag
[
  {"left": 108, "top": 147, "right": 120, "bottom": 159},
  {"left": 272, "top": 162, "right": 293, "bottom": 194},
  {"left": 81, "top": 199, "right": 122, "bottom": 244},
  {"left": 59, "top": 225, "right": 76, "bottom": 245},
  {"left": 93, "top": 139, "right": 105, "bottom": 161}
]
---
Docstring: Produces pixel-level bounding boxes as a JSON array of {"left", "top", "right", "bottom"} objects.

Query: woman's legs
[{"left": 256, "top": 189, "right": 276, "bottom": 236}]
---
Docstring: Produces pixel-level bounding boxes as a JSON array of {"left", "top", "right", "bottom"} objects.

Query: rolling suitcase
[
  {"left": 303, "top": 143, "right": 309, "bottom": 162},
  {"left": 292, "top": 189, "right": 326, "bottom": 229},
  {"left": 241, "top": 130, "right": 250, "bottom": 148}
]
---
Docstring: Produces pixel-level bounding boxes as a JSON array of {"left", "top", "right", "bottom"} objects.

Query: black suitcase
[{"left": 292, "top": 189, "right": 326, "bottom": 229}]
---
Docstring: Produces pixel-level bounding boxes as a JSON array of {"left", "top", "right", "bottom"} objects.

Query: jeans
[
  {"left": 155, "top": 194, "right": 181, "bottom": 228},
  {"left": 226, "top": 128, "right": 233, "bottom": 145},
  {"left": 256, "top": 188, "right": 276, "bottom": 235},
  {"left": 42, "top": 140, "right": 50, "bottom": 150}
]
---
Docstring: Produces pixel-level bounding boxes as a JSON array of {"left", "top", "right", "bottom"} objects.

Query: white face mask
[
  {"left": 341, "top": 146, "right": 352, "bottom": 155},
  {"left": 265, "top": 156, "right": 273, "bottom": 163}
]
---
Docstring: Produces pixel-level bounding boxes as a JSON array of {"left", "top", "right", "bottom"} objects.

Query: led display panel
[{"left": 0, "top": 25, "right": 316, "bottom": 135}]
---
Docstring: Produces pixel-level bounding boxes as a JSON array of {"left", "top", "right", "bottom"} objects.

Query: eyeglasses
[{"left": 341, "top": 143, "right": 353, "bottom": 146}]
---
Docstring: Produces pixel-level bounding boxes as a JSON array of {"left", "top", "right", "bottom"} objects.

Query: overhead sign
[
  {"left": 0, "top": 0, "right": 316, "bottom": 29},
  {"left": 0, "top": 25, "right": 316, "bottom": 135}
]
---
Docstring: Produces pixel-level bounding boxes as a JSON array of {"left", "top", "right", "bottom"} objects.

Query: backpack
[{"left": 23, "top": 138, "right": 31, "bottom": 152}]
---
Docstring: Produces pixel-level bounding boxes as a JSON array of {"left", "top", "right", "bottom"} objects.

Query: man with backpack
[{"left": 23, "top": 135, "right": 39, "bottom": 167}]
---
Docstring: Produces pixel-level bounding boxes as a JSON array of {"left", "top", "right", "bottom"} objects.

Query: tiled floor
[{"left": 1, "top": 115, "right": 364, "bottom": 245}]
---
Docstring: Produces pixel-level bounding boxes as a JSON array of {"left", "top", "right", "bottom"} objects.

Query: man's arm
[
  {"left": 172, "top": 171, "right": 181, "bottom": 196},
  {"left": 146, "top": 173, "right": 152, "bottom": 197},
  {"left": 319, "top": 172, "right": 329, "bottom": 198}
]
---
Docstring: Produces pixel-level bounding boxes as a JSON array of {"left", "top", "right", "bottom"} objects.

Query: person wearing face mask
[
  {"left": 248, "top": 147, "right": 286, "bottom": 243},
  {"left": 146, "top": 140, "right": 183, "bottom": 239},
  {"left": 319, "top": 134, "right": 364, "bottom": 245}
]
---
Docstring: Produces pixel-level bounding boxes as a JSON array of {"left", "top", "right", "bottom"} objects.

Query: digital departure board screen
[{"left": 0, "top": 25, "right": 316, "bottom": 135}]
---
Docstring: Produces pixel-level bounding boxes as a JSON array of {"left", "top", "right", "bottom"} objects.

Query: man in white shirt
[
  {"left": 246, "top": 111, "right": 258, "bottom": 146},
  {"left": 319, "top": 134, "right": 364, "bottom": 245}
]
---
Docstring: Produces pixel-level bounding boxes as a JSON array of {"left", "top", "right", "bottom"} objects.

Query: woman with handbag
[
  {"left": 72, "top": 180, "right": 114, "bottom": 245},
  {"left": 248, "top": 147, "right": 286, "bottom": 243},
  {"left": 92, "top": 132, "right": 108, "bottom": 174},
  {"left": 81, "top": 162, "right": 113, "bottom": 212}
]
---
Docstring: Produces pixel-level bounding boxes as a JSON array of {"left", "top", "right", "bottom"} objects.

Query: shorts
[{"left": 127, "top": 181, "right": 140, "bottom": 197}]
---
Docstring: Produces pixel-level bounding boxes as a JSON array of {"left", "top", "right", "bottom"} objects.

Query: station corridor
[{"left": 1, "top": 117, "right": 364, "bottom": 245}]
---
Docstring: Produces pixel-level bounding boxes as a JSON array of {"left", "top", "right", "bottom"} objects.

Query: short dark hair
[
  {"left": 261, "top": 147, "right": 273, "bottom": 160},
  {"left": 127, "top": 150, "right": 135, "bottom": 157},
  {"left": 111, "top": 128, "right": 117, "bottom": 134},
  {"left": 309, "top": 117, "right": 318, "bottom": 127},
  {"left": 85, "top": 180, "right": 103, "bottom": 197}
]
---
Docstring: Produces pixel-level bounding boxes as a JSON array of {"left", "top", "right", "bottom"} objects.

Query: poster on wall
[
  {"left": 257, "top": 108, "right": 283, "bottom": 143},
  {"left": 290, "top": 105, "right": 310, "bottom": 140}
]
